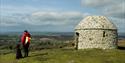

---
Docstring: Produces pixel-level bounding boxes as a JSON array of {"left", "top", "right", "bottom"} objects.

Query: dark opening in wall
[
  {"left": 76, "top": 32, "right": 79, "bottom": 36},
  {"left": 75, "top": 32, "right": 79, "bottom": 50},
  {"left": 103, "top": 31, "right": 105, "bottom": 37},
  {"left": 89, "top": 38, "right": 93, "bottom": 41}
]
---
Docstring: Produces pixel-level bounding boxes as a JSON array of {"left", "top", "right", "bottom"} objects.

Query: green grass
[
  {"left": 0, "top": 35, "right": 125, "bottom": 63},
  {"left": 0, "top": 49, "right": 125, "bottom": 63}
]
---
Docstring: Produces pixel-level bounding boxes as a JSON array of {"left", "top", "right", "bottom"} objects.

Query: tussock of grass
[{"left": 0, "top": 49, "right": 125, "bottom": 63}]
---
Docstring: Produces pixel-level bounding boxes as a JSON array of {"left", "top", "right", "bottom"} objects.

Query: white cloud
[
  {"left": 103, "top": 2, "right": 125, "bottom": 19},
  {"left": 0, "top": 16, "right": 20, "bottom": 26},
  {"left": 0, "top": 11, "right": 90, "bottom": 32},
  {"left": 22, "top": 11, "right": 87, "bottom": 26},
  {"left": 82, "top": 0, "right": 125, "bottom": 17},
  {"left": 82, "top": 0, "right": 122, "bottom": 7}
]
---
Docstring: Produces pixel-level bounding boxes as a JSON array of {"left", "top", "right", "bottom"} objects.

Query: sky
[{"left": 0, "top": 0, "right": 125, "bottom": 33}]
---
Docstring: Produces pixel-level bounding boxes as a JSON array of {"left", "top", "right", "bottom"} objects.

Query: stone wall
[{"left": 75, "top": 29, "right": 118, "bottom": 49}]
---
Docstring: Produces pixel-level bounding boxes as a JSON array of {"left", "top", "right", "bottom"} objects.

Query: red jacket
[{"left": 21, "top": 32, "right": 31, "bottom": 45}]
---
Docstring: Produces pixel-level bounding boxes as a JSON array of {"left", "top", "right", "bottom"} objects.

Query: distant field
[
  {"left": 0, "top": 34, "right": 125, "bottom": 63},
  {"left": 118, "top": 39, "right": 125, "bottom": 50}
]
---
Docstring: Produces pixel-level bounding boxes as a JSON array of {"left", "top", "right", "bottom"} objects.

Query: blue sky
[{"left": 0, "top": 0, "right": 125, "bottom": 33}]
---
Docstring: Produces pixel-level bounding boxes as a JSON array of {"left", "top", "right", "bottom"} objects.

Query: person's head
[{"left": 24, "top": 30, "right": 28, "bottom": 33}]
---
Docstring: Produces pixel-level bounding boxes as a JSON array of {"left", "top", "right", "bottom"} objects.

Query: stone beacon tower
[{"left": 75, "top": 16, "right": 118, "bottom": 49}]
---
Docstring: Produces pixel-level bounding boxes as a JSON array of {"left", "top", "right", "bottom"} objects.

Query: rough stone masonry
[{"left": 75, "top": 16, "right": 118, "bottom": 49}]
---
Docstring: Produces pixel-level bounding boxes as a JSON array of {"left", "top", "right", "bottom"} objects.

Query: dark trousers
[
  {"left": 16, "top": 48, "right": 22, "bottom": 59},
  {"left": 23, "top": 43, "right": 29, "bottom": 57}
]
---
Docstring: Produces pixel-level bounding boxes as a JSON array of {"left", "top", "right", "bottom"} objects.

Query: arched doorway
[{"left": 75, "top": 32, "right": 79, "bottom": 50}]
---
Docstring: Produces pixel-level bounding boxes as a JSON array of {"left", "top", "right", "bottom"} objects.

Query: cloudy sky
[{"left": 0, "top": 0, "right": 125, "bottom": 33}]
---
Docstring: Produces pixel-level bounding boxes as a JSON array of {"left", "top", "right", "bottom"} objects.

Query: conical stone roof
[{"left": 75, "top": 16, "right": 117, "bottom": 30}]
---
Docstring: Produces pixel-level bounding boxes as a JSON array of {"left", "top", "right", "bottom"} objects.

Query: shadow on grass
[
  {"left": 28, "top": 52, "right": 48, "bottom": 57},
  {"left": 28, "top": 52, "right": 49, "bottom": 61},
  {"left": 0, "top": 50, "right": 14, "bottom": 55},
  {"left": 0, "top": 52, "right": 12, "bottom": 55},
  {"left": 118, "top": 46, "right": 125, "bottom": 50},
  {"left": 16, "top": 52, "right": 49, "bottom": 61}
]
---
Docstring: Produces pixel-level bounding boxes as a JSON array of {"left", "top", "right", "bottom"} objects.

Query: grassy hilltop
[
  {"left": 0, "top": 33, "right": 125, "bottom": 63},
  {"left": 0, "top": 49, "right": 125, "bottom": 63}
]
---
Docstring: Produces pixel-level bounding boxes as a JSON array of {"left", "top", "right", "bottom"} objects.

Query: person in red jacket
[{"left": 21, "top": 30, "right": 31, "bottom": 57}]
